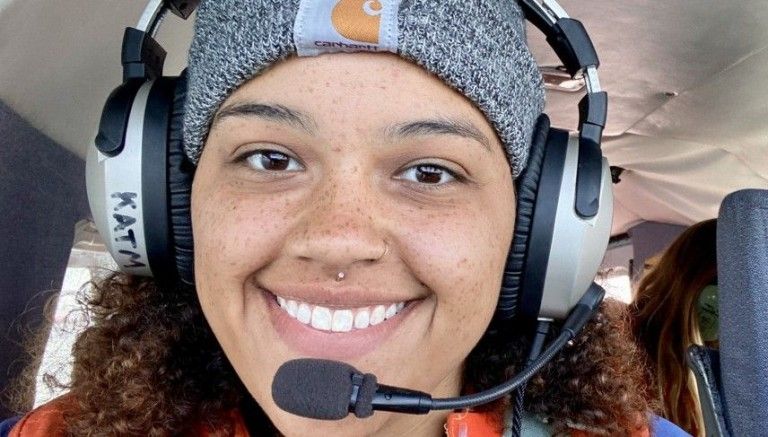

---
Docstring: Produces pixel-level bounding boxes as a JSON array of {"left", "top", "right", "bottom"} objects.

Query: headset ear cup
[
  {"left": 167, "top": 71, "right": 195, "bottom": 284},
  {"left": 496, "top": 115, "right": 551, "bottom": 321}
]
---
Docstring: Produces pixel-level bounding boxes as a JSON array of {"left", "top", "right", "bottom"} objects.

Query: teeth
[
  {"left": 354, "top": 310, "right": 370, "bottom": 329},
  {"left": 286, "top": 300, "right": 298, "bottom": 317},
  {"left": 311, "top": 306, "right": 332, "bottom": 330},
  {"left": 385, "top": 303, "right": 397, "bottom": 319},
  {"left": 332, "top": 310, "right": 354, "bottom": 332},
  {"left": 370, "top": 305, "right": 386, "bottom": 326},
  {"left": 297, "top": 303, "right": 312, "bottom": 324},
  {"left": 276, "top": 296, "right": 406, "bottom": 332}
]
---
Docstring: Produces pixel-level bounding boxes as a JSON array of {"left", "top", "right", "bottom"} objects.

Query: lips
[{"left": 276, "top": 295, "right": 406, "bottom": 332}]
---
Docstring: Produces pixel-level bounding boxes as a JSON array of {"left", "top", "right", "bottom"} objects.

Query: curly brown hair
[
  {"left": 64, "top": 273, "right": 248, "bottom": 436},
  {"left": 467, "top": 299, "right": 656, "bottom": 435},
  {"left": 15, "top": 272, "right": 654, "bottom": 436}
]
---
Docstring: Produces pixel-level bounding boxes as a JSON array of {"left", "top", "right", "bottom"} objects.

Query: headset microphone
[{"left": 272, "top": 283, "right": 605, "bottom": 420}]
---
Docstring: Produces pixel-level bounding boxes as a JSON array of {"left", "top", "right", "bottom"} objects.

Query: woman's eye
[
  {"left": 244, "top": 150, "right": 303, "bottom": 172},
  {"left": 398, "top": 164, "right": 457, "bottom": 185}
]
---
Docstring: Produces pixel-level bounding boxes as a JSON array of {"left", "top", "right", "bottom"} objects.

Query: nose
[{"left": 283, "top": 178, "right": 388, "bottom": 273}]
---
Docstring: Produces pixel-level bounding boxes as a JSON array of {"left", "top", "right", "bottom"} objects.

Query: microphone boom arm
[{"left": 375, "top": 283, "right": 605, "bottom": 413}]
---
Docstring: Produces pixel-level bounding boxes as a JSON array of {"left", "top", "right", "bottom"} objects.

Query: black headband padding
[
  {"left": 517, "top": 126, "right": 568, "bottom": 321},
  {"left": 142, "top": 78, "right": 175, "bottom": 283},
  {"left": 167, "top": 71, "right": 196, "bottom": 284},
  {"left": 497, "top": 115, "right": 551, "bottom": 320}
]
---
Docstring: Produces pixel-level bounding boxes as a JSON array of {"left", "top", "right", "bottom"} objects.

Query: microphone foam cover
[
  {"left": 272, "top": 358, "right": 356, "bottom": 420},
  {"left": 353, "top": 372, "right": 378, "bottom": 418}
]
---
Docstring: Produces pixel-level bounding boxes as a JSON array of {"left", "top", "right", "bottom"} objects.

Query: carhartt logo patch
[
  {"left": 332, "top": 0, "right": 382, "bottom": 43},
  {"left": 294, "top": 0, "right": 400, "bottom": 56}
]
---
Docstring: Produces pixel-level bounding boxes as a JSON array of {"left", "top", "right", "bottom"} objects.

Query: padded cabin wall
[{"left": 0, "top": 100, "right": 90, "bottom": 417}]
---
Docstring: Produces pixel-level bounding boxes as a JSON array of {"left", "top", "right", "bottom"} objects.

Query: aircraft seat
[
  {"left": 717, "top": 188, "right": 768, "bottom": 437},
  {"left": 687, "top": 345, "right": 729, "bottom": 436}
]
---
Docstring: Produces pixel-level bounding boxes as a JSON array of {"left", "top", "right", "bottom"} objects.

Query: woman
[
  {"left": 7, "top": 1, "right": 672, "bottom": 435},
  {"left": 629, "top": 219, "right": 718, "bottom": 437}
]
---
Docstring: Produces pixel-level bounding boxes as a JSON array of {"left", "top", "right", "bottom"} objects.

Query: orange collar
[
  {"left": 223, "top": 409, "right": 501, "bottom": 437},
  {"left": 12, "top": 396, "right": 650, "bottom": 437},
  {"left": 445, "top": 410, "right": 503, "bottom": 437}
]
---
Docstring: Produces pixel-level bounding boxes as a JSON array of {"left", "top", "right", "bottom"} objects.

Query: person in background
[{"left": 629, "top": 218, "right": 718, "bottom": 437}]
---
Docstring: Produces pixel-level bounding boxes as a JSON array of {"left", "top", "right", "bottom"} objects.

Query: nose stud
[{"left": 333, "top": 242, "right": 388, "bottom": 282}]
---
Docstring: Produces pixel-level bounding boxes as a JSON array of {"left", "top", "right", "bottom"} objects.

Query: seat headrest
[{"left": 717, "top": 189, "right": 768, "bottom": 436}]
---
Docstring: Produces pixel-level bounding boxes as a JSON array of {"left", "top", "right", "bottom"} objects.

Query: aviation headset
[{"left": 86, "top": 0, "right": 612, "bottom": 324}]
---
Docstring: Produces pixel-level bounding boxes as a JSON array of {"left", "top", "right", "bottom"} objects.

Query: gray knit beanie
[{"left": 183, "top": 0, "right": 545, "bottom": 177}]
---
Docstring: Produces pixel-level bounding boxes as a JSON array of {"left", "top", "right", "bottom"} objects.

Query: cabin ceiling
[{"left": 1, "top": 0, "right": 766, "bottom": 234}]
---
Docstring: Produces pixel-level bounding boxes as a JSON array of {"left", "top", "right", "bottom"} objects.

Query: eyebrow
[
  {"left": 211, "top": 102, "right": 316, "bottom": 133},
  {"left": 212, "top": 104, "right": 490, "bottom": 152},
  {"left": 385, "top": 118, "right": 492, "bottom": 152}
]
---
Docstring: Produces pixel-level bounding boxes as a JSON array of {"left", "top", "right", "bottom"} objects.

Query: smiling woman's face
[{"left": 191, "top": 52, "right": 516, "bottom": 436}]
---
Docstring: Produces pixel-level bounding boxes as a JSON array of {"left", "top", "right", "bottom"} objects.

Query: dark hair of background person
[
  {"left": 9, "top": 272, "right": 655, "bottom": 435},
  {"left": 628, "top": 218, "right": 718, "bottom": 437}
]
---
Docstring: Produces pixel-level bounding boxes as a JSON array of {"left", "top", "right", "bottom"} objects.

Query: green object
[{"left": 697, "top": 285, "right": 719, "bottom": 342}]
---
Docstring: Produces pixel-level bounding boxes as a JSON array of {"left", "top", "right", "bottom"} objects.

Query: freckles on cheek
[
  {"left": 194, "top": 198, "right": 233, "bottom": 262},
  {"left": 194, "top": 186, "right": 300, "bottom": 277},
  {"left": 450, "top": 260, "right": 499, "bottom": 317},
  {"left": 416, "top": 207, "right": 487, "bottom": 261},
  {"left": 398, "top": 205, "right": 506, "bottom": 329},
  {"left": 403, "top": 215, "right": 496, "bottom": 290}
]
